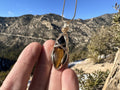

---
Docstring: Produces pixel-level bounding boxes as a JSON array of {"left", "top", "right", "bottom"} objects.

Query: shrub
[
  {"left": 0, "top": 71, "right": 9, "bottom": 86},
  {"left": 87, "top": 23, "right": 120, "bottom": 63},
  {"left": 69, "top": 47, "right": 88, "bottom": 62},
  {"left": 0, "top": 42, "right": 25, "bottom": 61},
  {"left": 76, "top": 69, "right": 110, "bottom": 90}
]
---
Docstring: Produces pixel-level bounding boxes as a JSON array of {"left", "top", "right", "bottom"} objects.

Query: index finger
[
  {"left": 1, "top": 42, "right": 42, "bottom": 90},
  {"left": 29, "top": 40, "right": 55, "bottom": 90}
]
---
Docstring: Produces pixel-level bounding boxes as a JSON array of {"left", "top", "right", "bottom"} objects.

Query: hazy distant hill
[{"left": 0, "top": 13, "right": 113, "bottom": 61}]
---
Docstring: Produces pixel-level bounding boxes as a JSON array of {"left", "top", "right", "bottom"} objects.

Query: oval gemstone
[{"left": 53, "top": 47, "right": 64, "bottom": 69}]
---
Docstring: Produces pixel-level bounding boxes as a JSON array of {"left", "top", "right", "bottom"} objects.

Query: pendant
[
  {"left": 51, "top": 32, "right": 69, "bottom": 70},
  {"left": 51, "top": 0, "right": 77, "bottom": 70}
]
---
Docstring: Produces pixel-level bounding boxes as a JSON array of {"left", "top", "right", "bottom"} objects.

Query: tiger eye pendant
[
  {"left": 51, "top": 0, "right": 77, "bottom": 70},
  {"left": 51, "top": 33, "right": 69, "bottom": 70}
]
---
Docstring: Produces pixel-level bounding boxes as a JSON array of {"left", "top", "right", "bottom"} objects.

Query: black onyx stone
[{"left": 58, "top": 35, "right": 66, "bottom": 44}]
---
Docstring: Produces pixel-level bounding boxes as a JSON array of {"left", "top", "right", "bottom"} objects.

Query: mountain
[{"left": 0, "top": 13, "right": 114, "bottom": 61}]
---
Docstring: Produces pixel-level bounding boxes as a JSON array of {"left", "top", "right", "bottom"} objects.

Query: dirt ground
[{"left": 71, "top": 58, "right": 113, "bottom": 73}]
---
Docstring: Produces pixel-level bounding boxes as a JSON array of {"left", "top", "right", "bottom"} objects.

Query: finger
[
  {"left": 1, "top": 42, "right": 42, "bottom": 90},
  {"left": 29, "top": 40, "right": 55, "bottom": 90},
  {"left": 48, "top": 53, "right": 69, "bottom": 90},
  {"left": 62, "top": 69, "right": 79, "bottom": 90},
  {"left": 48, "top": 66, "right": 63, "bottom": 90}
]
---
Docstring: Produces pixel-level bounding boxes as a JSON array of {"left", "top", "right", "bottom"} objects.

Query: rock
[
  {"left": 0, "top": 13, "right": 113, "bottom": 62},
  {"left": 98, "top": 54, "right": 106, "bottom": 60},
  {"left": 71, "top": 58, "right": 113, "bottom": 73},
  {"left": 103, "top": 49, "right": 120, "bottom": 90},
  {"left": 82, "top": 58, "right": 95, "bottom": 64},
  {"left": 104, "top": 54, "right": 115, "bottom": 63}
]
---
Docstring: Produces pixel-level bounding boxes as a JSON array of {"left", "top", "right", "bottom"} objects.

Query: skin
[{"left": 0, "top": 40, "right": 79, "bottom": 90}]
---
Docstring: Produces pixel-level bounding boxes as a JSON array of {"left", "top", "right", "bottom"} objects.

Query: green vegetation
[
  {"left": 87, "top": 26, "right": 118, "bottom": 63},
  {"left": 0, "top": 42, "right": 25, "bottom": 61},
  {"left": 69, "top": 46, "right": 88, "bottom": 62},
  {"left": 0, "top": 71, "right": 10, "bottom": 86},
  {"left": 76, "top": 69, "right": 110, "bottom": 90},
  {"left": 0, "top": 43, "right": 25, "bottom": 86}
]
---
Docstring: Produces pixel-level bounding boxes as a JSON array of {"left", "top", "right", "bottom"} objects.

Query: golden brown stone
[{"left": 53, "top": 47, "right": 64, "bottom": 69}]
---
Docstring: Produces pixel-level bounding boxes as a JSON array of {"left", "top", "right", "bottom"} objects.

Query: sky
[{"left": 0, "top": 0, "right": 120, "bottom": 20}]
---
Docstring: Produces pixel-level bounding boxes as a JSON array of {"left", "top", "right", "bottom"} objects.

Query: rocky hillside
[{"left": 0, "top": 13, "right": 113, "bottom": 61}]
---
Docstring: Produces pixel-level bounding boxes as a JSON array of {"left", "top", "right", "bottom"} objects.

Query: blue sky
[{"left": 0, "top": 0, "right": 120, "bottom": 19}]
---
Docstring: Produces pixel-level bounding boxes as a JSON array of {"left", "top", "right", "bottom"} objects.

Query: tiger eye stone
[
  {"left": 53, "top": 47, "right": 64, "bottom": 69},
  {"left": 51, "top": 34, "right": 69, "bottom": 69}
]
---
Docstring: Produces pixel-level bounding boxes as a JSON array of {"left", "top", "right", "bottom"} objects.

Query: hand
[{"left": 0, "top": 40, "right": 79, "bottom": 90}]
